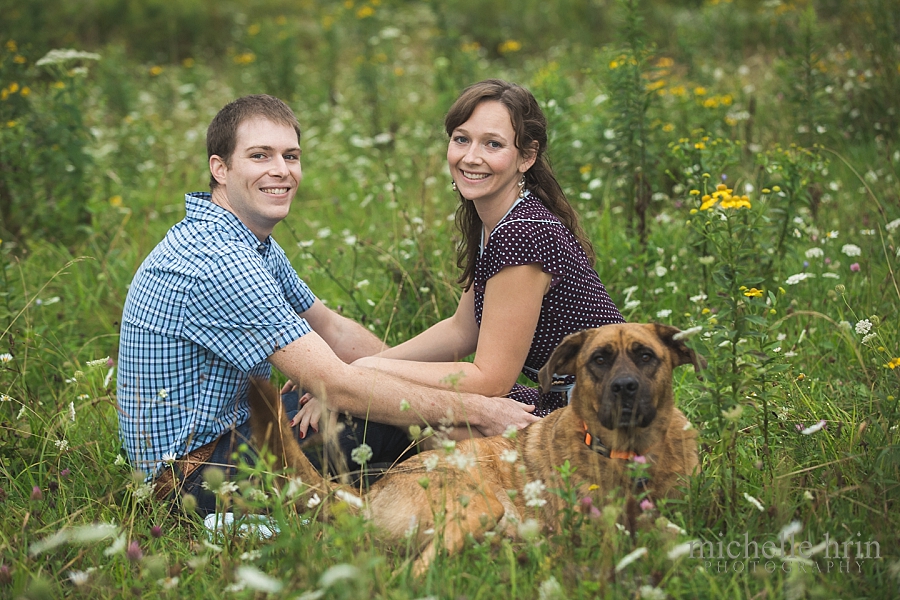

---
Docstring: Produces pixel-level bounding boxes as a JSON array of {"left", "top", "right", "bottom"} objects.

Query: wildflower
[
  {"left": 498, "top": 40, "right": 522, "bottom": 54},
  {"left": 235, "top": 565, "right": 283, "bottom": 593},
  {"left": 689, "top": 292, "right": 708, "bottom": 303},
  {"left": 355, "top": 279, "right": 370, "bottom": 289},
  {"left": 886, "top": 358, "right": 900, "bottom": 369},
  {"left": 624, "top": 300, "right": 641, "bottom": 310},
  {"left": 35, "top": 48, "right": 101, "bottom": 67},
  {"left": 632, "top": 455, "right": 647, "bottom": 464},
  {"left": 356, "top": 5, "right": 375, "bottom": 18},
  {"left": 744, "top": 493, "right": 765, "bottom": 511},
  {"left": 132, "top": 482, "right": 154, "bottom": 503},
  {"left": 0, "top": 394, "right": 10, "bottom": 402},
  {"left": 640, "top": 498, "right": 655, "bottom": 511},
  {"left": 159, "top": 577, "right": 179, "bottom": 589},
  {"left": 502, "top": 424, "right": 518, "bottom": 439},
  {"left": 0, "top": 353, "right": 12, "bottom": 363},
  {"left": 114, "top": 454, "right": 126, "bottom": 466},
  {"left": 855, "top": 319, "right": 873, "bottom": 335},
  {"left": 157, "top": 388, "right": 168, "bottom": 399},
  {"left": 778, "top": 521, "right": 803, "bottom": 542},
  {"left": 800, "top": 420, "right": 827, "bottom": 435},
  {"left": 743, "top": 287, "right": 764, "bottom": 298},
  {"left": 161, "top": 452, "right": 177, "bottom": 465},
  {"left": 307, "top": 493, "right": 321, "bottom": 508},
  {"left": 423, "top": 454, "right": 440, "bottom": 472},
  {"left": 68, "top": 570, "right": 90, "bottom": 586},
  {"left": 351, "top": 443, "right": 373, "bottom": 466},
  {"left": 31, "top": 486, "right": 43, "bottom": 501},
  {"left": 615, "top": 547, "right": 648, "bottom": 572},
  {"left": 639, "top": 585, "right": 667, "bottom": 600},
  {"left": 861, "top": 333, "right": 876, "bottom": 345},
  {"left": 668, "top": 541, "right": 698, "bottom": 560},
  {"left": 785, "top": 273, "right": 814, "bottom": 285},
  {"left": 805, "top": 247, "right": 824, "bottom": 258},
  {"left": 151, "top": 525, "right": 162, "bottom": 538},
  {"left": 500, "top": 449, "right": 518, "bottom": 463},
  {"left": 86, "top": 356, "right": 110, "bottom": 368},
  {"left": 850, "top": 263, "right": 860, "bottom": 272},
  {"left": 841, "top": 244, "right": 862, "bottom": 257},
  {"left": 656, "top": 309, "right": 672, "bottom": 318},
  {"left": 55, "top": 439, "right": 69, "bottom": 452},
  {"left": 399, "top": 399, "right": 410, "bottom": 411},
  {"left": 580, "top": 496, "right": 601, "bottom": 518},
  {"left": 517, "top": 518, "right": 541, "bottom": 541},
  {"left": 126, "top": 541, "right": 143, "bottom": 562},
  {"left": 446, "top": 450, "right": 476, "bottom": 470},
  {"left": 886, "top": 218, "right": 900, "bottom": 232},
  {"left": 523, "top": 480, "right": 547, "bottom": 507}
]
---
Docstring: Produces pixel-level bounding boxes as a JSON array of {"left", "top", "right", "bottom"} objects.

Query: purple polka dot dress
[{"left": 473, "top": 192, "right": 625, "bottom": 417}]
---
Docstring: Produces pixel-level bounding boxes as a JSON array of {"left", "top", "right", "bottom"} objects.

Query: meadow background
[{"left": 1, "top": 0, "right": 899, "bottom": 597}]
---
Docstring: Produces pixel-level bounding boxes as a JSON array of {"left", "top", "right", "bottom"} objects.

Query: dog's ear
[
  {"left": 652, "top": 324, "right": 707, "bottom": 373},
  {"left": 539, "top": 330, "right": 588, "bottom": 392}
]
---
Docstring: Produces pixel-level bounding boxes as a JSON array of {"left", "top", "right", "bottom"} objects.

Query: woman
[{"left": 292, "top": 79, "right": 623, "bottom": 435}]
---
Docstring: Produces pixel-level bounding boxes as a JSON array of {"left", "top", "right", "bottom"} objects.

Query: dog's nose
[{"left": 611, "top": 375, "right": 639, "bottom": 406}]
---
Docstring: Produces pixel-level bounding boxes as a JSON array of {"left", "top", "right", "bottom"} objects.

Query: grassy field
[{"left": 1, "top": 0, "right": 899, "bottom": 597}]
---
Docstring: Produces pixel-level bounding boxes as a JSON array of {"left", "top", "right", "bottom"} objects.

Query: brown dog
[{"left": 249, "top": 323, "right": 701, "bottom": 574}]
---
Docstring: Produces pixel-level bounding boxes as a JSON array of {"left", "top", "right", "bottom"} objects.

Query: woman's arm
[{"left": 353, "top": 263, "right": 551, "bottom": 397}]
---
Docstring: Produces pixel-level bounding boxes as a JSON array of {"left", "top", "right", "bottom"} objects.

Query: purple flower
[
  {"left": 0, "top": 564, "right": 11, "bottom": 585},
  {"left": 803, "top": 261, "right": 809, "bottom": 268},
  {"left": 850, "top": 263, "right": 860, "bottom": 272},
  {"left": 107, "top": 357, "right": 115, "bottom": 367},
  {"left": 126, "top": 541, "right": 143, "bottom": 562},
  {"left": 580, "top": 497, "right": 601, "bottom": 518},
  {"left": 632, "top": 455, "right": 647, "bottom": 464},
  {"left": 151, "top": 525, "right": 162, "bottom": 538},
  {"left": 30, "top": 486, "right": 43, "bottom": 501},
  {"left": 60, "top": 468, "right": 70, "bottom": 478},
  {"left": 640, "top": 498, "right": 655, "bottom": 511}
]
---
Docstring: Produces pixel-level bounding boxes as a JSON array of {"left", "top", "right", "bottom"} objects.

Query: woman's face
[{"left": 447, "top": 101, "right": 535, "bottom": 208}]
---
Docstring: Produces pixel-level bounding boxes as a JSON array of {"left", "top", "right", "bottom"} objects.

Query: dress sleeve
[
  {"left": 481, "top": 220, "right": 572, "bottom": 288},
  {"left": 183, "top": 247, "right": 312, "bottom": 371}
]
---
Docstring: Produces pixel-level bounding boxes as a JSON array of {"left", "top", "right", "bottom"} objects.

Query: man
[{"left": 116, "top": 95, "right": 537, "bottom": 513}]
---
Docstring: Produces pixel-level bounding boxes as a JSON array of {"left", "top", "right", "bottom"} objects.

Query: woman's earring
[
  {"left": 517, "top": 176, "right": 526, "bottom": 199},
  {"left": 451, "top": 180, "right": 458, "bottom": 192}
]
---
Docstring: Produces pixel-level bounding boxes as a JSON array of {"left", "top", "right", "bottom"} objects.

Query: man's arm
[
  {"left": 268, "top": 331, "right": 538, "bottom": 437},
  {"left": 299, "top": 299, "right": 386, "bottom": 363}
]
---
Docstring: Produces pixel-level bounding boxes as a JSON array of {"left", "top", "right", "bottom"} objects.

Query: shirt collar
[{"left": 184, "top": 192, "right": 271, "bottom": 255}]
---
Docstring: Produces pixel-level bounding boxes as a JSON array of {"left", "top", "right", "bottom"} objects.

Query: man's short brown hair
[{"left": 206, "top": 95, "right": 302, "bottom": 191}]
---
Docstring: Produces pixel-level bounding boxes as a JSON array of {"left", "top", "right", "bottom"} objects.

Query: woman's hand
[{"left": 290, "top": 392, "right": 321, "bottom": 439}]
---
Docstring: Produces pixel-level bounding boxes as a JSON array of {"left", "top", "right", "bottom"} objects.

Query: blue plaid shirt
[{"left": 117, "top": 192, "right": 315, "bottom": 476}]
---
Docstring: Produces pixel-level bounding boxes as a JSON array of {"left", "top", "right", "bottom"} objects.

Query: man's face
[{"left": 209, "top": 117, "right": 302, "bottom": 240}]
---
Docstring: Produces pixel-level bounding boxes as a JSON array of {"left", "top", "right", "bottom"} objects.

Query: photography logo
[{"left": 685, "top": 527, "right": 880, "bottom": 574}]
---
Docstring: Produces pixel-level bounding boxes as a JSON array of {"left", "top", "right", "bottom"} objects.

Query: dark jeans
[{"left": 180, "top": 390, "right": 413, "bottom": 515}]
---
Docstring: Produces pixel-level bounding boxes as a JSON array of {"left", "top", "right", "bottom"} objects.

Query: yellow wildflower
[
  {"left": 248, "top": 23, "right": 261, "bottom": 36},
  {"left": 886, "top": 357, "right": 900, "bottom": 370},
  {"left": 8, "top": 82, "right": 18, "bottom": 94},
  {"left": 6, "top": 120, "right": 16, "bottom": 128},
  {"left": 693, "top": 86, "right": 707, "bottom": 96},
  {"left": 498, "top": 40, "right": 522, "bottom": 54},
  {"left": 772, "top": 185, "right": 781, "bottom": 192},
  {"left": 662, "top": 123, "right": 674, "bottom": 132},
  {"left": 149, "top": 65, "right": 163, "bottom": 76},
  {"left": 6, "top": 40, "right": 16, "bottom": 52},
  {"left": 743, "top": 288, "right": 764, "bottom": 298},
  {"left": 579, "top": 164, "right": 592, "bottom": 175},
  {"left": 109, "top": 195, "right": 123, "bottom": 207},
  {"left": 689, "top": 189, "right": 700, "bottom": 196},
  {"left": 233, "top": 53, "right": 256, "bottom": 65},
  {"left": 703, "top": 97, "right": 719, "bottom": 108},
  {"left": 13, "top": 55, "right": 26, "bottom": 64},
  {"left": 276, "top": 15, "right": 287, "bottom": 25},
  {"left": 182, "top": 58, "right": 195, "bottom": 68},
  {"left": 670, "top": 85, "right": 686, "bottom": 96},
  {"left": 656, "top": 57, "right": 674, "bottom": 68},
  {"left": 20, "top": 86, "right": 30, "bottom": 96},
  {"left": 356, "top": 5, "right": 375, "bottom": 18},
  {"left": 52, "top": 81, "right": 65, "bottom": 89},
  {"left": 695, "top": 142, "right": 706, "bottom": 149},
  {"left": 646, "top": 79, "right": 666, "bottom": 92},
  {"left": 700, "top": 195, "right": 716, "bottom": 210},
  {"left": 461, "top": 41, "right": 481, "bottom": 53}
]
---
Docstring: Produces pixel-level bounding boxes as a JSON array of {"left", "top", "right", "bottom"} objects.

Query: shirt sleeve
[
  {"left": 183, "top": 247, "right": 312, "bottom": 371},
  {"left": 481, "top": 220, "right": 572, "bottom": 288},
  {"left": 270, "top": 239, "right": 316, "bottom": 314}
]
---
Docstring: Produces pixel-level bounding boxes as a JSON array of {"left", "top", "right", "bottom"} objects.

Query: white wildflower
[
  {"left": 821, "top": 272, "right": 840, "bottom": 279},
  {"left": 838, "top": 321, "right": 851, "bottom": 332},
  {"left": 104, "top": 533, "right": 127, "bottom": 556},
  {"left": 744, "top": 493, "right": 765, "bottom": 512},
  {"left": 297, "top": 240, "right": 314, "bottom": 248},
  {"left": 826, "top": 230, "right": 839, "bottom": 239},
  {"left": 698, "top": 256, "right": 715, "bottom": 265},
  {"left": 234, "top": 565, "right": 283, "bottom": 594},
  {"left": 0, "top": 394, "right": 10, "bottom": 402},
  {"left": 499, "top": 449, "right": 518, "bottom": 463},
  {"left": 668, "top": 541, "right": 698, "bottom": 560},
  {"left": 861, "top": 333, "right": 876, "bottom": 345},
  {"left": 886, "top": 218, "right": 900, "bottom": 232},
  {"left": 423, "top": 454, "right": 440, "bottom": 472},
  {"left": 523, "top": 480, "right": 547, "bottom": 508},
  {"left": 673, "top": 326, "right": 702, "bottom": 341},
  {"left": 624, "top": 299, "right": 641, "bottom": 310},
  {"left": 68, "top": 570, "right": 90, "bottom": 586},
  {"left": 55, "top": 439, "right": 69, "bottom": 452},
  {"left": 517, "top": 518, "right": 541, "bottom": 541},
  {"left": 0, "top": 353, "right": 12, "bottom": 363},
  {"left": 319, "top": 564, "right": 361, "bottom": 588},
  {"left": 805, "top": 247, "right": 824, "bottom": 258},
  {"left": 132, "top": 482, "right": 154, "bottom": 503},
  {"left": 778, "top": 521, "right": 803, "bottom": 542},
  {"left": 335, "top": 489, "right": 364, "bottom": 509},
  {"left": 639, "top": 585, "right": 667, "bottom": 600},
  {"left": 860, "top": 229, "right": 875, "bottom": 235},
  {"left": 157, "top": 388, "right": 168, "bottom": 399},
  {"left": 159, "top": 576, "right": 179, "bottom": 589},
  {"left": 785, "top": 272, "right": 814, "bottom": 285},
  {"left": 316, "top": 227, "right": 332, "bottom": 239},
  {"left": 76, "top": 394, "right": 89, "bottom": 401},
  {"left": 350, "top": 443, "right": 373, "bottom": 466},
  {"left": 162, "top": 452, "right": 177, "bottom": 465},
  {"left": 202, "top": 480, "right": 239, "bottom": 496},
  {"left": 114, "top": 454, "right": 126, "bottom": 466},
  {"left": 654, "top": 265, "right": 668, "bottom": 277},
  {"left": 502, "top": 424, "right": 518, "bottom": 439},
  {"left": 17, "top": 406, "right": 27, "bottom": 419},
  {"left": 538, "top": 576, "right": 565, "bottom": 600},
  {"left": 841, "top": 244, "right": 862, "bottom": 257},
  {"left": 35, "top": 48, "right": 101, "bottom": 67},
  {"left": 399, "top": 398, "right": 410, "bottom": 411},
  {"left": 655, "top": 309, "right": 672, "bottom": 319},
  {"left": 69, "top": 523, "right": 118, "bottom": 543},
  {"left": 306, "top": 493, "right": 321, "bottom": 508},
  {"left": 68, "top": 401, "right": 76, "bottom": 423},
  {"left": 355, "top": 279, "right": 370, "bottom": 289},
  {"left": 615, "top": 547, "right": 648, "bottom": 572},
  {"left": 800, "top": 420, "right": 827, "bottom": 435},
  {"left": 446, "top": 450, "right": 476, "bottom": 470},
  {"left": 855, "top": 319, "right": 873, "bottom": 335},
  {"left": 689, "top": 292, "right": 708, "bottom": 303},
  {"left": 86, "top": 356, "right": 110, "bottom": 368}
]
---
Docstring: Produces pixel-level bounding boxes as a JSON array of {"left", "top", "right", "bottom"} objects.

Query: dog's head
[{"left": 539, "top": 323, "right": 704, "bottom": 440}]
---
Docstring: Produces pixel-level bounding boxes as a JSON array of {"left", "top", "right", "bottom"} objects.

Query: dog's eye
[
  {"left": 640, "top": 352, "right": 653, "bottom": 363},
  {"left": 594, "top": 356, "right": 605, "bottom": 365}
]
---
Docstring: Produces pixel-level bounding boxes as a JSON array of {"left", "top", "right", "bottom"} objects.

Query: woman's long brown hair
[{"left": 445, "top": 79, "right": 595, "bottom": 290}]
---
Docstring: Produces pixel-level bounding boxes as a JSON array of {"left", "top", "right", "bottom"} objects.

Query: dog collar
[{"left": 582, "top": 422, "right": 636, "bottom": 460}]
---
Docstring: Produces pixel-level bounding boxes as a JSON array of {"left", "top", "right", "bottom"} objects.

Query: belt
[{"left": 154, "top": 438, "right": 220, "bottom": 501}]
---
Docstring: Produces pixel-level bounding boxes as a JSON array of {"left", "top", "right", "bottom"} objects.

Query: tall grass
[{"left": 1, "top": 1, "right": 899, "bottom": 598}]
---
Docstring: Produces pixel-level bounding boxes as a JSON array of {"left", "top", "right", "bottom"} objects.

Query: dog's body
[{"left": 250, "top": 323, "right": 701, "bottom": 574}]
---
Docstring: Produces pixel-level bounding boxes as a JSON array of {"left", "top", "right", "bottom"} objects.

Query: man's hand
[{"left": 473, "top": 397, "right": 539, "bottom": 437}]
